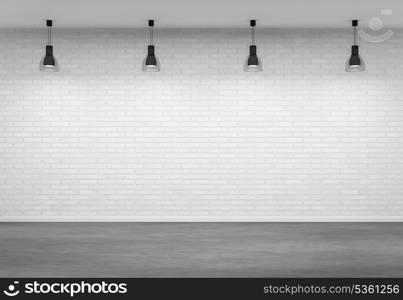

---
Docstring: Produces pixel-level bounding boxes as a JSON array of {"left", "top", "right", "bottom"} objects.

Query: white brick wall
[{"left": 0, "top": 28, "right": 402, "bottom": 220}]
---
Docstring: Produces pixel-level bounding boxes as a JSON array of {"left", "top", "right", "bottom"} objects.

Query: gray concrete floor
[{"left": 0, "top": 223, "right": 402, "bottom": 277}]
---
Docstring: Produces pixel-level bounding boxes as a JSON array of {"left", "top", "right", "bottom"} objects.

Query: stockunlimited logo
[{"left": 3, "top": 281, "right": 20, "bottom": 297}]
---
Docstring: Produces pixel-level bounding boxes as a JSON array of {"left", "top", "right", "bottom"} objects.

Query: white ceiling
[{"left": 0, "top": 0, "right": 402, "bottom": 28}]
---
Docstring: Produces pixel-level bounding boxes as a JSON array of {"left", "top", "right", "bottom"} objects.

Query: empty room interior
[{"left": 0, "top": 0, "right": 402, "bottom": 278}]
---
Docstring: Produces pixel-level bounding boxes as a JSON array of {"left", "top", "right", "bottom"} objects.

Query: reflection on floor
[{"left": 0, "top": 222, "right": 402, "bottom": 277}]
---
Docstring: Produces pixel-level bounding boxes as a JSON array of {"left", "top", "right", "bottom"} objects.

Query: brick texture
[{"left": 0, "top": 28, "right": 402, "bottom": 218}]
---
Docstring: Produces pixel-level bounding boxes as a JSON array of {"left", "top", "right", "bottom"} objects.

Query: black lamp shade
[
  {"left": 244, "top": 45, "right": 262, "bottom": 71},
  {"left": 44, "top": 45, "right": 56, "bottom": 66},
  {"left": 247, "top": 45, "right": 259, "bottom": 66},
  {"left": 40, "top": 45, "right": 59, "bottom": 72},
  {"left": 142, "top": 45, "right": 160, "bottom": 71},
  {"left": 346, "top": 44, "right": 364, "bottom": 72},
  {"left": 349, "top": 45, "right": 361, "bottom": 66},
  {"left": 145, "top": 45, "right": 157, "bottom": 66}
]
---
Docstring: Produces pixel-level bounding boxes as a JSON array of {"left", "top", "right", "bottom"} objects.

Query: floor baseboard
[{"left": 0, "top": 216, "right": 402, "bottom": 222}]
